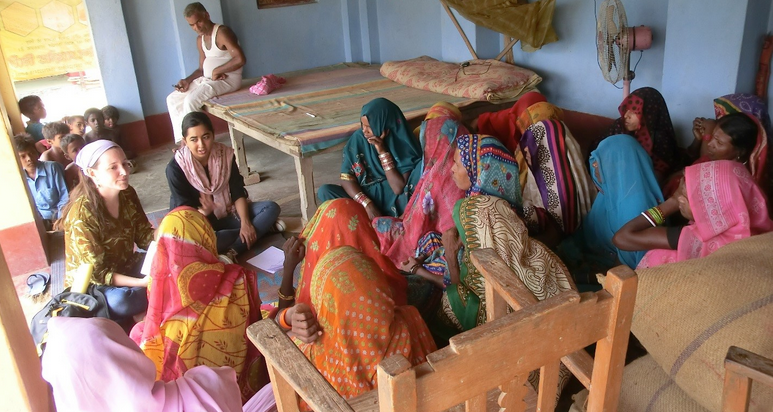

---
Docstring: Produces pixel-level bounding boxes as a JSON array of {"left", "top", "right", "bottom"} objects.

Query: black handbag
[{"left": 29, "top": 285, "right": 110, "bottom": 356}]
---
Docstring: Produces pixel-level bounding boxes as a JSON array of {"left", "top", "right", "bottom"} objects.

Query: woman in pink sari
[
  {"left": 373, "top": 102, "right": 469, "bottom": 265},
  {"left": 613, "top": 160, "right": 773, "bottom": 268},
  {"left": 131, "top": 207, "right": 267, "bottom": 401},
  {"left": 43, "top": 317, "right": 276, "bottom": 412}
]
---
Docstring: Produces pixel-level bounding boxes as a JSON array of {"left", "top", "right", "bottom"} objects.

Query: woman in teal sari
[
  {"left": 556, "top": 134, "right": 664, "bottom": 286},
  {"left": 317, "top": 98, "right": 422, "bottom": 218}
]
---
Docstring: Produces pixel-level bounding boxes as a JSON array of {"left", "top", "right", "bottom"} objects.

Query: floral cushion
[{"left": 380, "top": 56, "right": 541, "bottom": 103}]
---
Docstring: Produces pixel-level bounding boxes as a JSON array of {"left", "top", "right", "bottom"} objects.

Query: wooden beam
[
  {"left": 247, "top": 320, "right": 354, "bottom": 412},
  {"left": 586, "top": 265, "right": 638, "bottom": 411},
  {"left": 377, "top": 356, "right": 417, "bottom": 412},
  {"left": 472, "top": 248, "right": 595, "bottom": 388},
  {"left": 0, "top": 242, "right": 51, "bottom": 412},
  {"left": 440, "top": 0, "right": 478, "bottom": 60},
  {"left": 414, "top": 292, "right": 613, "bottom": 412},
  {"left": 496, "top": 37, "right": 520, "bottom": 61}
]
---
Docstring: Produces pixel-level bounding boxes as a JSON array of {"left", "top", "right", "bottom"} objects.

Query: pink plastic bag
[{"left": 249, "top": 74, "right": 286, "bottom": 95}]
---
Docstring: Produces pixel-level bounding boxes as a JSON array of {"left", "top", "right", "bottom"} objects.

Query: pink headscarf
[
  {"left": 42, "top": 317, "right": 245, "bottom": 412},
  {"left": 638, "top": 160, "right": 773, "bottom": 268},
  {"left": 174, "top": 141, "right": 235, "bottom": 219}
]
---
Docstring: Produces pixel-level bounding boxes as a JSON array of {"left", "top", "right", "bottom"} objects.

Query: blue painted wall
[
  {"left": 221, "top": 0, "right": 346, "bottom": 79},
  {"left": 84, "top": 0, "right": 144, "bottom": 123},
  {"left": 370, "top": 0, "right": 442, "bottom": 62},
  {"left": 105, "top": 0, "right": 771, "bottom": 145},
  {"left": 121, "top": 1, "right": 182, "bottom": 116},
  {"left": 507, "top": 0, "right": 668, "bottom": 121}
]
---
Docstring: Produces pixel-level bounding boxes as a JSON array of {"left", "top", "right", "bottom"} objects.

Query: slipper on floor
[{"left": 26, "top": 273, "right": 50, "bottom": 296}]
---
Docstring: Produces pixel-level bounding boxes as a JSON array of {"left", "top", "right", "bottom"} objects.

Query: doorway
[{"left": 0, "top": 0, "right": 107, "bottom": 126}]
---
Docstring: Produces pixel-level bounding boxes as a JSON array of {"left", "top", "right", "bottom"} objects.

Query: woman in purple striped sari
[{"left": 518, "top": 119, "right": 595, "bottom": 237}]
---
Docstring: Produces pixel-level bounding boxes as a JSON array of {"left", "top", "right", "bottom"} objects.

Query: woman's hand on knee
[
  {"left": 288, "top": 303, "right": 321, "bottom": 343},
  {"left": 239, "top": 222, "right": 258, "bottom": 249}
]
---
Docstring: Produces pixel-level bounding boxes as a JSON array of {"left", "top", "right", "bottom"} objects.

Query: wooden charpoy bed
[{"left": 203, "top": 63, "right": 518, "bottom": 221}]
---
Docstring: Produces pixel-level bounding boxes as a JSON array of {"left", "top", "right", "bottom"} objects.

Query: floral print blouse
[{"left": 64, "top": 186, "right": 154, "bottom": 287}]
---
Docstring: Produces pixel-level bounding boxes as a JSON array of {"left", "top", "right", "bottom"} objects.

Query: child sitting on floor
[
  {"left": 102, "top": 105, "right": 120, "bottom": 132},
  {"left": 65, "top": 115, "right": 86, "bottom": 136},
  {"left": 101, "top": 105, "right": 133, "bottom": 158},
  {"left": 40, "top": 122, "right": 72, "bottom": 167},
  {"left": 59, "top": 134, "right": 86, "bottom": 190},
  {"left": 15, "top": 134, "right": 69, "bottom": 230},
  {"left": 18, "top": 95, "right": 49, "bottom": 153},
  {"left": 84, "top": 107, "right": 118, "bottom": 143}
]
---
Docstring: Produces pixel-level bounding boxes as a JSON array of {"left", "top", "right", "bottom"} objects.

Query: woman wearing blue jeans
[
  {"left": 59, "top": 139, "right": 152, "bottom": 324},
  {"left": 166, "top": 112, "right": 281, "bottom": 259}
]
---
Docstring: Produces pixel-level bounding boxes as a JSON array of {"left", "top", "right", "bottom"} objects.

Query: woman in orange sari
[
  {"left": 130, "top": 207, "right": 267, "bottom": 402},
  {"left": 276, "top": 199, "right": 436, "bottom": 401}
]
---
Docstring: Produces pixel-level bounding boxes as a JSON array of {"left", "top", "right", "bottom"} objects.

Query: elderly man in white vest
[{"left": 166, "top": 2, "right": 245, "bottom": 143}]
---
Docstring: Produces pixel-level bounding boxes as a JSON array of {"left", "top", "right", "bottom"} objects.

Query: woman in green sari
[{"left": 317, "top": 98, "right": 422, "bottom": 218}]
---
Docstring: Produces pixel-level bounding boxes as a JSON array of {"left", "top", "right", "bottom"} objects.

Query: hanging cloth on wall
[{"left": 442, "top": 0, "right": 558, "bottom": 52}]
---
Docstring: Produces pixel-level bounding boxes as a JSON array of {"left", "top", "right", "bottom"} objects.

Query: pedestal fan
[{"left": 596, "top": 0, "right": 653, "bottom": 98}]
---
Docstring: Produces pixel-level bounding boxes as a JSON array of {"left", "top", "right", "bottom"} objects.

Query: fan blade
[
  {"left": 608, "top": 41, "right": 616, "bottom": 73},
  {"left": 605, "top": 4, "right": 619, "bottom": 36}
]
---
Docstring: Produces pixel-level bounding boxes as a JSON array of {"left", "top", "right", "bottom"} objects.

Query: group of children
[{"left": 15, "top": 95, "right": 126, "bottom": 228}]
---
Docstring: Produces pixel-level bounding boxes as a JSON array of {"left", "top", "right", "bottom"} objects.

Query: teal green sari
[{"left": 340, "top": 98, "right": 422, "bottom": 217}]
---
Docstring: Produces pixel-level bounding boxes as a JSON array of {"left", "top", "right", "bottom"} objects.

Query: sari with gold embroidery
[
  {"left": 296, "top": 245, "right": 436, "bottom": 400},
  {"left": 130, "top": 207, "right": 265, "bottom": 402},
  {"left": 297, "top": 198, "right": 408, "bottom": 307}
]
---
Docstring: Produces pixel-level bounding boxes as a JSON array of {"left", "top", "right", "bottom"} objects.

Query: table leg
[
  {"left": 228, "top": 123, "right": 261, "bottom": 185},
  {"left": 294, "top": 156, "right": 317, "bottom": 222}
]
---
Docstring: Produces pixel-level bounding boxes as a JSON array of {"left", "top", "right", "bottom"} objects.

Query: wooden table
[{"left": 204, "top": 63, "right": 503, "bottom": 221}]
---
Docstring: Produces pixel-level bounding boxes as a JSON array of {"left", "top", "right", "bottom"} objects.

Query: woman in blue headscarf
[
  {"left": 317, "top": 98, "right": 422, "bottom": 218},
  {"left": 556, "top": 134, "right": 664, "bottom": 286}
]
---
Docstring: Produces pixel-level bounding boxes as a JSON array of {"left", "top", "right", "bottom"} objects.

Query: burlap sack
[
  {"left": 632, "top": 232, "right": 773, "bottom": 412},
  {"left": 618, "top": 355, "right": 710, "bottom": 412}
]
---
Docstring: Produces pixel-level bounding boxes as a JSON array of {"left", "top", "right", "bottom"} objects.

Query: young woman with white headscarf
[{"left": 57, "top": 139, "right": 153, "bottom": 323}]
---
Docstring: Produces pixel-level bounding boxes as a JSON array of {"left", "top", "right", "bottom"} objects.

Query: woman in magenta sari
[
  {"left": 613, "top": 160, "right": 773, "bottom": 269},
  {"left": 373, "top": 102, "right": 469, "bottom": 264}
]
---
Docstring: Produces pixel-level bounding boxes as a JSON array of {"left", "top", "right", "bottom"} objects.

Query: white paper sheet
[
  {"left": 140, "top": 241, "right": 157, "bottom": 276},
  {"left": 246, "top": 246, "right": 285, "bottom": 273}
]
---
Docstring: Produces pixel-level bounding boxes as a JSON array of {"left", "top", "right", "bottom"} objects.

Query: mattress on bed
[
  {"left": 205, "top": 63, "right": 517, "bottom": 155},
  {"left": 380, "top": 56, "right": 542, "bottom": 104}
]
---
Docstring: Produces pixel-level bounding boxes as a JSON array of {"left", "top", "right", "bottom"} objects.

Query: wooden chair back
[
  {"left": 722, "top": 346, "right": 773, "bottom": 412},
  {"left": 248, "top": 248, "right": 637, "bottom": 412}
]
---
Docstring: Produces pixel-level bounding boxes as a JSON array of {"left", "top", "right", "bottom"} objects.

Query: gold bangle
[{"left": 277, "top": 288, "right": 295, "bottom": 301}]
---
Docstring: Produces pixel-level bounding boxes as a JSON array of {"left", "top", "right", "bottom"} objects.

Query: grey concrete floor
[{"left": 130, "top": 133, "right": 342, "bottom": 219}]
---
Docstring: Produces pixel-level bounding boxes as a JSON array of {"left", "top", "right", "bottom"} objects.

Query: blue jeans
[
  {"left": 96, "top": 285, "right": 148, "bottom": 321},
  {"left": 211, "top": 200, "right": 281, "bottom": 254}
]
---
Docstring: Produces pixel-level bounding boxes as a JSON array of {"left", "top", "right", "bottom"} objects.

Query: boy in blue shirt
[
  {"left": 15, "top": 134, "right": 69, "bottom": 230},
  {"left": 18, "top": 95, "right": 49, "bottom": 153}
]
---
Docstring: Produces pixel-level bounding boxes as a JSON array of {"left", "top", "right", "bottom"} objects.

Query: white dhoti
[{"left": 166, "top": 73, "right": 241, "bottom": 142}]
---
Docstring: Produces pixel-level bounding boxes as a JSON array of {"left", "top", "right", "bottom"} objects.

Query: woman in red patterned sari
[{"left": 276, "top": 199, "right": 436, "bottom": 402}]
